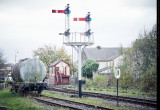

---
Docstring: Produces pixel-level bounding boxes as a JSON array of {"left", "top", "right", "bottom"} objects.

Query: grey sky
[{"left": 0, "top": 0, "right": 156, "bottom": 64}]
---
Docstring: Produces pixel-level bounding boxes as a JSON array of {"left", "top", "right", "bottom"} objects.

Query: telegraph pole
[{"left": 15, "top": 50, "right": 18, "bottom": 64}]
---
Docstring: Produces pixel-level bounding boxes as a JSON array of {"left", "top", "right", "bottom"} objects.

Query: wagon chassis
[{"left": 10, "top": 82, "right": 47, "bottom": 94}]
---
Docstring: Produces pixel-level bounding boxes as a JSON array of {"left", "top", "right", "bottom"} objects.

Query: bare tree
[{"left": 0, "top": 49, "right": 6, "bottom": 68}]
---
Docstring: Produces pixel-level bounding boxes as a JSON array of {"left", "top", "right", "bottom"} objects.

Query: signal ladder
[{"left": 52, "top": 4, "right": 94, "bottom": 98}]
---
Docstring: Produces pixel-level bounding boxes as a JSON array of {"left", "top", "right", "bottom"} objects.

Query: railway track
[
  {"left": 47, "top": 87, "right": 157, "bottom": 107},
  {"left": 33, "top": 94, "right": 114, "bottom": 110}
]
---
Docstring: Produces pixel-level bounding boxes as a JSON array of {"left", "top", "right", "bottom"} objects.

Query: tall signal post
[
  {"left": 52, "top": 4, "right": 71, "bottom": 38},
  {"left": 52, "top": 4, "right": 94, "bottom": 98}
]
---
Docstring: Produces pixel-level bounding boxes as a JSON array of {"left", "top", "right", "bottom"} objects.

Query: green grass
[
  {"left": 42, "top": 91, "right": 144, "bottom": 110},
  {"left": 63, "top": 85, "right": 156, "bottom": 98},
  {"left": 0, "top": 87, "right": 146, "bottom": 110},
  {"left": 0, "top": 88, "right": 67, "bottom": 110},
  {"left": 82, "top": 86, "right": 157, "bottom": 98},
  {"left": 1, "top": 86, "right": 152, "bottom": 110}
]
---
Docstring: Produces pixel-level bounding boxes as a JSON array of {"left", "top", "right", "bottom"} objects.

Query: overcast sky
[{"left": 0, "top": 0, "right": 156, "bottom": 64}]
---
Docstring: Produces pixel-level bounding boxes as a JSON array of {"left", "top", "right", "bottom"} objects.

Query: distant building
[
  {"left": 82, "top": 47, "right": 122, "bottom": 74},
  {"left": 0, "top": 63, "right": 14, "bottom": 82},
  {"left": 48, "top": 59, "right": 71, "bottom": 87}
]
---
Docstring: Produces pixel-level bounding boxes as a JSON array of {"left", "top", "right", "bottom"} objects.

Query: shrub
[
  {"left": 93, "top": 75, "right": 108, "bottom": 89},
  {"left": 82, "top": 77, "right": 93, "bottom": 88}
]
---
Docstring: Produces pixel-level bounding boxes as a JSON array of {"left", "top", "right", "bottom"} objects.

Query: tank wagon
[{"left": 11, "top": 58, "right": 47, "bottom": 94}]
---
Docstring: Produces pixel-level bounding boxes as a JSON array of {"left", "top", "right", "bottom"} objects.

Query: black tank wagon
[{"left": 11, "top": 58, "right": 47, "bottom": 94}]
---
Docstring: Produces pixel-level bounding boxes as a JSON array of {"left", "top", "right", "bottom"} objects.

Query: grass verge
[
  {"left": 42, "top": 91, "right": 144, "bottom": 110},
  {"left": 0, "top": 88, "right": 66, "bottom": 110},
  {"left": 63, "top": 85, "right": 156, "bottom": 98},
  {"left": 83, "top": 87, "right": 157, "bottom": 98}
]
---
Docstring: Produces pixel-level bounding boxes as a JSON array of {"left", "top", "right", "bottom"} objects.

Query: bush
[
  {"left": 82, "top": 77, "right": 92, "bottom": 88},
  {"left": 82, "top": 75, "right": 108, "bottom": 89},
  {"left": 82, "top": 60, "right": 99, "bottom": 78},
  {"left": 93, "top": 75, "right": 108, "bottom": 89}
]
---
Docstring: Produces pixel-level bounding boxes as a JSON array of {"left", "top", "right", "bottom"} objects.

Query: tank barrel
[
  {"left": 11, "top": 58, "right": 47, "bottom": 94},
  {"left": 12, "top": 58, "right": 46, "bottom": 83}
]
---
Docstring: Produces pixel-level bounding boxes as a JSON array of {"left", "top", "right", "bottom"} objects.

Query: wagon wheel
[
  {"left": 21, "top": 89, "right": 26, "bottom": 97},
  {"left": 10, "top": 87, "right": 16, "bottom": 94},
  {"left": 38, "top": 87, "right": 43, "bottom": 94}
]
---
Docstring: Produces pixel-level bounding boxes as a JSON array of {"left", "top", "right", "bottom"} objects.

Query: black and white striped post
[
  {"left": 78, "top": 46, "right": 82, "bottom": 98},
  {"left": 115, "top": 69, "right": 121, "bottom": 106}
]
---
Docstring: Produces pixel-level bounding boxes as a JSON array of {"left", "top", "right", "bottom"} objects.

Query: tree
[
  {"left": 132, "top": 25, "right": 157, "bottom": 92},
  {"left": 33, "top": 45, "right": 75, "bottom": 73},
  {"left": 117, "top": 24, "right": 157, "bottom": 92},
  {"left": 33, "top": 45, "right": 55, "bottom": 71},
  {"left": 54, "top": 46, "right": 71, "bottom": 64},
  {"left": 82, "top": 60, "right": 99, "bottom": 78},
  {"left": 0, "top": 49, "right": 6, "bottom": 69},
  {"left": 117, "top": 48, "right": 133, "bottom": 90}
]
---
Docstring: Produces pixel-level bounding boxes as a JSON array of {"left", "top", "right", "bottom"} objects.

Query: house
[
  {"left": 48, "top": 59, "right": 71, "bottom": 87},
  {"left": 0, "top": 63, "right": 14, "bottom": 83},
  {"left": 0, "top": 63, "right": 14, "bottom": 89},
  {"left": 82, "top": 47, "right": 122, "bottom": 74}
]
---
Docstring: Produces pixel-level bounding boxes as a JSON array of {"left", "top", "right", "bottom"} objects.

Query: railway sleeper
[{"left": 40, "top": 95, "right": 115, "bottom": 110}]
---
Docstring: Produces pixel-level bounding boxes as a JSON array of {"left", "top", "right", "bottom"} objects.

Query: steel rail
[
  {"left": 38, "top": 95, "right": 114, "bottom": 110},
  {"left": 46, "top": 87, "right": 157, "bottom": 107},
  {"left": 34, "top": 97, "right": 83, "bottom": 110}
]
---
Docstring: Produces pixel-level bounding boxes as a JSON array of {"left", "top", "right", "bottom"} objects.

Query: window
[
  {"left": 56, "top": 67, "right": 59, "bottom": 72},
  {"left": 50, "top": 67, "right": 52, "bottom": 73}
]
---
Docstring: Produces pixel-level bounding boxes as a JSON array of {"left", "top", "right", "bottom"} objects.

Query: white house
[
  {"left": 0, "top": 63, "right": 14, "bottom": 82},
  {"left": 82, "top": 47, "right": 123, "bottom": 74}
]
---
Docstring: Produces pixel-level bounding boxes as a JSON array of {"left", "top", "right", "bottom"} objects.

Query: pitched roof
[
  {"left": 49, "top": 59, "right": 70, "bottom": 67},
  {"left": 82, "top": 47, "right": 121, "bottom": 61},
  {"left": 98, "top": 67, "right": 111, "bottom": 73},
  {"left": 49, "top": 59, "right": 62, "bottom": 67}
]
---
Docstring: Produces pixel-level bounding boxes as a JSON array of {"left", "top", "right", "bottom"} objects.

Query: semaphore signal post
[{"left": 52, "top": 4, "right": 94, "bottom": 98}]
